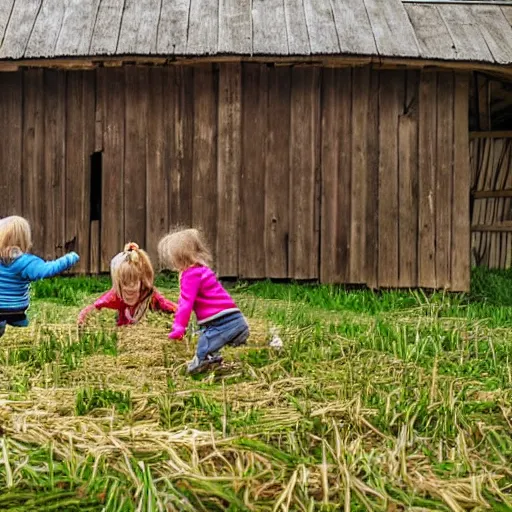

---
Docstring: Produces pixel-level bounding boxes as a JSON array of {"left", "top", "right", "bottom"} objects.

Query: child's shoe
[{"left": 187, "top": 353, "right": 223, "bottom": 375}]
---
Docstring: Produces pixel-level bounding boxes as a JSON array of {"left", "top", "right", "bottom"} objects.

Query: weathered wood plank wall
[{"left": 0, "top": 64, "right": 470, "bottom": 290}]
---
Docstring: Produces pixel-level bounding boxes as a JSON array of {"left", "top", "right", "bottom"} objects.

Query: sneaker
[{"left": 187, "top": 353, "right": 223, "bottom": 375}]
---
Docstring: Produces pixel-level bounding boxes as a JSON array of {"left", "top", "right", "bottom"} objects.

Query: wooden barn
[{"left": 0, "top": 0, "right": 511, "bottom": 291}]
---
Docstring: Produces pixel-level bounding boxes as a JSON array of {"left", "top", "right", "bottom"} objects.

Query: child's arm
[
  {"left": 169, "top": 268, "right": 201, "bottom": 340},
  {"left": 77, "top": 289, "right": 121, "bottom": 325},
  {"left": 20, "top": 252, "right": 80, "bottom": 281},
  {"left": 151, "top": 290, "right": 177, "bottom": 314}
]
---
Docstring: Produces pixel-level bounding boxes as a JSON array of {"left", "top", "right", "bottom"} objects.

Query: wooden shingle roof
[{"left": 0, "top": 0, "right": 511, "bottom": 65}]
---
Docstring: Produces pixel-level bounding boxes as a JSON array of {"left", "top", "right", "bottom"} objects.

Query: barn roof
[{"left": 0, "top": 0, "right": 511, "bottom": 65}]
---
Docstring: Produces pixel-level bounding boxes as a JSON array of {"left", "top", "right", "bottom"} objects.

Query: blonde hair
[
  {"left": 0, "top": 216, "right": 32, "bottom": 264},
  {"left": 158, "top": 228, "right": 212, "bottom": 272},
  {"left": 110, "top": 242, "right": 155, "bottom": 298}
]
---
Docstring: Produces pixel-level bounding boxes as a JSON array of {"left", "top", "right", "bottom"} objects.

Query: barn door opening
[
  {"left": 89, "top": 151, "right": 102, "bottom": 273},
  {"left": 469, "top": 73, "right": 512, "bottom": 269}
]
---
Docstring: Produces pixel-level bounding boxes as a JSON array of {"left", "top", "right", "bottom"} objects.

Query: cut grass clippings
[{"left": 0, "top": 267, "right": 511, "bottom": 510}]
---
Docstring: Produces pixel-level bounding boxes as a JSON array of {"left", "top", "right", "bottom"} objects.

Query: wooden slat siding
[
  {"left": 289, "top": 66, "right": 320, "bottom": 279},
  {"left": 168, "top": 66, "right": 194, "bottom": 229},
  {"left": 99, "top": 68, "right": 125, "bottom": 271},
  {"left": 24, "top": 0, "right": 66, "bottom": 58},
  {"left": 124, "top": 66, "right": 148, "bottom": 247},
  {"left": 320, "top": 68, "right": 352, "bottom": 283},
  {"left": 117, "top": 0, "right": 161, "bottom": 55},
  {"left": 418, "top": 72, "right": 437, "bottom": 288},
  {"left": 452, "top": 73, "right": 470, "bottom": 290},
  {"left": 350, "top": 67, "right": 370, "bottom": 283},
  {"left": 265, "top": 66, "right": 291, "bottom": 278},
  {"left": 302, "top": 0, "right": 340, "bottom": 54},
  {"left": 378, "top": 71, "right": 404, "bottom": 287},
  {"left": 404, "top": 4, "right": 456, "bottom": 60},
  {"left": 146, "top": 67, "right": 168, "bottom": 265},
  {"left": 0, "top": 73, "right": 22, "bottom": 218},
  {"left": 364, "top": 69, "right": 380, "bottom": 289},
  {"left": 398, "top": 71, "right": 420, "bottom": 288},
  {"left": 438, "top": 5, "right": 493, "bottom": 62},
  {"left": 240, "top": 64, "right": 268, "bottom": 278},
  {"left": 435, "top": 72, "right": 454, "bottom": 289},
  {"left": 0, "top": 0, "right": 14, "bottom": 43},
  {"left": 89, "top": 0, "right": 124, "bottom": 55},
  {"left": 471, "top": 6, "right": 512, "bottom": 65},
  {"left": 187, "top": 0, "right": 218, "bottom": 55},
  {"left": 22, "top": 70, "right": 45, "bottom": 257},
  {"left": 66, "top": 71, "right": 95, "bottom": 274},
  {"left": 192, "top": 65, "right": 218, "bottom": 260},
  {"left": 156, "top": 0, "right": 189, "bottom": 54},
  {"left": 54, "top": 0, "right": 100, "bottom": 56},
  {"left": 43, "top": 71, "right": 66, "bottom": 261},
  {"left": 219, "top": 0, "right": 252, "bottom": 54},
  {"left": 283, "top": 0, "right": 311, "bottom": 55},
  {"left": 330, "top": 0, "right": 377, "bottom": 55},
  {"left": 0, "top": 0, "right": 41, "bottom": 59},
  {"left": 363, "top": 0, "right": 420, "bottom": 57},
  {"left": 217, "top": 63, "right": 242, "bottom": 276}
]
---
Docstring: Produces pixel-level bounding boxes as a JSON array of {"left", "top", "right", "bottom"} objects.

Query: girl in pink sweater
[
  {"left": 158, "top": 229, "right": 249, "bottom": 374},
  {"left": 78, "top": 243, "right": 176, "bottom": 326}
]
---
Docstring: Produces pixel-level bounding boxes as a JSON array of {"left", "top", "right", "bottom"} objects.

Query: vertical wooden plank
[
  {"left": 364, "top": 69, "right": 380, "bottom": 289},
  {"left": 43, "top": 70, "right": 66, "bottom": 261},
  {"left": 452, "top": 73, "right": 470, "bottom": 291},
  {"left": 398, "top": 71, "right": 420, "bottom": 287},
  {"left": 436, "top": 72, "right": 455, "bottom": 289},
  {"left": 168, "top": 66, "right": 194, "bottom": 229},
  {"left": 217, "top": 63, "right": 242, "bottom": 277},
  {"left": 22, "top": 69, "right": 45, "bottom": 257},
  {"left": 0, "top": 72, "right": 23, "bottom": 218},
  {"left": 192, "top": 65, "right": 218, "bottom": 261},
  {"left": 476, "top": 74, "right": 490, "bottom": 131},
  {"left": 320, "top": 68, "right": 351, "bottom": 283},
  {"left": 350, "top": 66, "right": 370, "bottom": 283},
  {"left": 66, "top": 71, "right": 95, "bottom": 274},
  {"left": 100, "top": 68, "right": 125, "bottom": 271},
  {"left": 418, "top": 71, "right": 437, "bottom": 288},
  {"left": 265, "top": 66, "right": 291, "bottom": 278},
  {"left": 146, "top": 67, "right": 168, "bottom": 265},
  {"left": 378, "top": 71, "right": 404, "bottom": 287},
  {"left": 240, "top": 64, "right": 267, "bottom": 278},
  {"left": 289, "top": 67, "right": 321, "bottom": 280},
  {"left": 124, "top": 66, "right": 148, "bottom": 248}
]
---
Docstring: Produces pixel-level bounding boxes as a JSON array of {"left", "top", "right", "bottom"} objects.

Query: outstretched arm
[
  {"left": 169, "top": 268, "right": 202, "bottom": 339},
  {"left": 152, "top": 290, "right": 177, "bottom": 314},
  {"left": 21, "top": 252, "right": 80, "bottom": 281},
  {"left": 77, "top": 289, "right": 121, "bottom": 325}
]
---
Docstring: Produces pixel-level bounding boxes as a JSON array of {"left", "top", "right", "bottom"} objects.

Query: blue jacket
[{"left": 0, "top": 252, "right": 79, "bottom": 312}]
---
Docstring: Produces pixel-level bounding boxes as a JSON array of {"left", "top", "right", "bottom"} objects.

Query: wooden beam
[
  {"left": 471, "top": 223, "right": 512, "bottom": 232},
  {"left": 0, "top": 54, "right": 510, "bottom": 77},
  {"left": 469, "top": 130, "right": 512, "bottom": 138},
  {"left": 472, "top": 189, "right": 512, "bottom": 198}
]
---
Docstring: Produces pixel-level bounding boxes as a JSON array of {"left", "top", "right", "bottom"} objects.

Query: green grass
[{"left": 0, "top": 267, "right": 511, "bottom": 510}]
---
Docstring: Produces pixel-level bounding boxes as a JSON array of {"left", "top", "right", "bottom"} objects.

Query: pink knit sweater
[{"left": 169, "top": 266, "right": 239, "bottom": 339}]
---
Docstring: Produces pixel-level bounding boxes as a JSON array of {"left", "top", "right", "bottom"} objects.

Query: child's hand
[{"left": 168, "top": 325, "right": 186, "bottom": 340}]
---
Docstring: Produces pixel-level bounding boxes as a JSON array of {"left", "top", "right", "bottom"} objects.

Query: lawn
[{"left": 0, "top": 269, "right": 512, "bottom": 511}]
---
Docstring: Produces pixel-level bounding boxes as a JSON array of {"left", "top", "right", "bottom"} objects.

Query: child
[
  {"left": 0, "top": 216, "right": 79, "bottom": 338},
  {"left": 158, "top": 228, "right": 249, "bottom": 374},
  {"left": 78, "top": 242, "right": 176, "bottom": 326}
]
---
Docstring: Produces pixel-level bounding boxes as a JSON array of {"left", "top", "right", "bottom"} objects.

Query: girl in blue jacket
[{"left": 0, "top": 216, "right": 79, "bottom": 338}]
